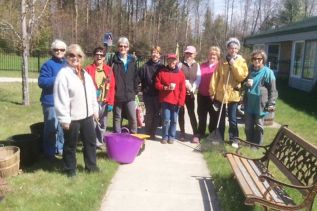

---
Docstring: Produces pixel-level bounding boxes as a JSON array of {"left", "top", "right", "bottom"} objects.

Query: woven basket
[{"left": 0, "top": 146, "right": 20, "bottom": 178}]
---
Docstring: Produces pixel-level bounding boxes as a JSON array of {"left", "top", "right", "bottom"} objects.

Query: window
[
  {"left": 303, "top": 40, "right": 316, "bottom": 79},
  {"left": 292, "top": 41, "right": 304, "bottom": 77},
  {"left": 291, "top": 40, "right": 316, "bottom": 80},
  {"left": 267, "top": 45, "right": 279, "bottom": 71}
]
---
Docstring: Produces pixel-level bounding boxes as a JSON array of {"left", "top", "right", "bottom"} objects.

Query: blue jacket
[{"left": 38, "top": 57, "right": 66, "bottom": 106}]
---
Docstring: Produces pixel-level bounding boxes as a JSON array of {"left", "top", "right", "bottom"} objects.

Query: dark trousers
[
  {"left": 143, "top": 95, "right": 160, "bottom": 136},
  {"left": 217, "top": 102, "right": 239, "bottom": 141},
  {"left": 197, "top": 93, "right": 217, "bottom": 137},
  {"left": 63, "top": 116, "right": 97, "bottom": 172},
  {"left": 179, "top": 94, "right": 198, "bottom": 135}
]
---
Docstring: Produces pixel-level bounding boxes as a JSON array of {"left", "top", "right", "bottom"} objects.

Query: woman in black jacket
[{"left": 111, "top": 37, "right": 139, "bottom": 134}]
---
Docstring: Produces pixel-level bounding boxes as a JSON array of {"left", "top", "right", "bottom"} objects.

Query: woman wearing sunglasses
[
  {"left": 54, "top": 44, "right": 100, "bottom": 177},
  {"left": 243, "top": 49, "right": 278, "bottom": 148},
  {"left": 38, "top": 39, "right": 67, "bottom": 160},
  {"left": 110, "top": 37, "right": 139, "bottom": 134},
  {"left": 86, "top": 46, "right": 115, "bottom": 149}
]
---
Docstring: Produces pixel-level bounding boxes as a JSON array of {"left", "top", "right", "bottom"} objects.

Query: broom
[{"left": 209, "top": 69, "right": 231, "bottom": 145}]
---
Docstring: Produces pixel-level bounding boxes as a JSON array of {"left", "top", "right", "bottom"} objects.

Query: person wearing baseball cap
[
  {"left": 155, "top": 53, "right": 186, "bottom": 144},
  {"left": 178, "top": 45, "right": 201, "bottom": 143}
]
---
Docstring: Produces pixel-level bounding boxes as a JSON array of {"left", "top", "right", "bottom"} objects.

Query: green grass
[
  {"left": 202, "top": 79, "right": 317, "bottom": 210},
  {"left": 0, "top": 83, "right": 118, "bottom": 210}
]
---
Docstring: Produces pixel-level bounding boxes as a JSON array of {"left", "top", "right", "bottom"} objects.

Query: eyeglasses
[
  {"left": 94, "top": 54, "right": 105, "bottom": 57},
  {"left": 118, "top": 45, "right": 128, "bottom": 48},
  {"left": 53, "top": 49, "right": 65, "bottom": 52},
  {"left": 252, "top": 57, "right": 263, "bottom": 61},
  {"left": 68, "top": 53, "right": 82, "bottom": 59}
]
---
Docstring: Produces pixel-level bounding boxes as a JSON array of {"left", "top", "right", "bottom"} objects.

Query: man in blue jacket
[{"left": 38, "top": 39, "right": 67, "bottom": 159}]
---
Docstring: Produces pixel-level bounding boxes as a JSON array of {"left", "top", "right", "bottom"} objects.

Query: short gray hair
[
  {"left": 66, "top": 44, "right": 85, "bottom": 60},
  {"left": 117, "top": 37, "right": 129, "bottom": 47},
  {"left": 226, "top": 37, "right": 240, "bottom": 49},
  {"left": 51, "top": 39, "right": 67, "bottom": 50}
]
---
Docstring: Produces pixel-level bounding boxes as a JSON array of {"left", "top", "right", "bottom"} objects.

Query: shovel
[{"left": 209, "top": 70, "right": 231, "bottom": 146}]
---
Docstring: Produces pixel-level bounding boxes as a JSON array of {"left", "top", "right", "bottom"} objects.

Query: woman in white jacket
[{"left": 54, "top": 44, "right": 99, "bottom": 177}]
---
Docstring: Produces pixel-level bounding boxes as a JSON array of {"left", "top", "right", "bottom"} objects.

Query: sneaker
[
  {"left": 160, "top": 139, "right": 168, "bottom": 144},
  {"left": 191, "top": 136, "right": 200, "bottom": 144},
  {"left": 65, "top": 170, "right": 76, "bottom": 177},
  {"left": 167, "top": 140, "right": 174, "bottom": 144},
  {"left": 231, "top": 141, "right": 239, "bottom": 149},
  {"left": 179, "top": 132, "right": 185, "bottom": 142}
]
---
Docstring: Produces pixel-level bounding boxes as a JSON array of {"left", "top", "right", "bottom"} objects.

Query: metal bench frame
[{"left": 225, "top": 125, "right": 317, "bottom": 210}]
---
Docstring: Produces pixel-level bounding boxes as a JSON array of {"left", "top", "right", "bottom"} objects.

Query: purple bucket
[{"left": 104, "top": 129, "right": 143, "bottom": 164}]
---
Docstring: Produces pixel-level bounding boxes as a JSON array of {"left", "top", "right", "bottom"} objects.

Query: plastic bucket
[
  {"left": 264, "top": 112, "right": 275, "bottom": 126},
  {"left": 29, "top": 122, "right": 44, "bottom": 152},
  {"left": 104, "top": 132, "right": 143, "bottom": 164},
  {"left": 8, "top": 134, "right": 40, "bottom": 167}
]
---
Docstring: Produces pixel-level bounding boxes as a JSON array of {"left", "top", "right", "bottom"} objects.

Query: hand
[
  {"left": 267, "top": 105, "right": 275, "bottom": 112},
  {"left": 107, "top": 105, "right": 113, "bottom": 112},
  {"left": 94, "top": 112, "right": 99, "bottom": 121},
  {"left": 61, "top": 123, "right": 70, "bottom": 130}
]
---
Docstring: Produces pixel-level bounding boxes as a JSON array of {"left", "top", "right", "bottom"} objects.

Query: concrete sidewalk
[
  {"left": 0, "top": 77, "right": 37, "bottom": 83},
  {"left": 100, "top": 139, "right": 220, "bottom": 211}
]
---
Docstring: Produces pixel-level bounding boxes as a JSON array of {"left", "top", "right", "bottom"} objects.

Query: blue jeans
[
  {"left": 161, "top": 103, "right": 179, "bottom": 141},
  {"left": 219, "top": 102, "right": 239, "bottom": 141},
  {"left": 42, "top": 105, "right": 64, "bottom": 157},
  {"left": 244, "top": 113, "right": 264, "bottom": 145}
]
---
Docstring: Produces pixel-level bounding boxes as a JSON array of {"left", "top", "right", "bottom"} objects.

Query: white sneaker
[{"left": 231, "top": 142, "right": 239, "bottom": 149}]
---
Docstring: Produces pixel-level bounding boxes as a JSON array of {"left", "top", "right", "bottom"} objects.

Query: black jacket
[
  {"left": 139, "top": 59, "right": 165, "bottom": 96},
  {"left": 111, "top": 53, "right": 139, "bottom": 102}
]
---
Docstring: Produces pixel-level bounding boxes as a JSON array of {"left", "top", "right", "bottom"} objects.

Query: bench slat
[{"left": 227, "top": 154, "right": 254, "bottom": 196}]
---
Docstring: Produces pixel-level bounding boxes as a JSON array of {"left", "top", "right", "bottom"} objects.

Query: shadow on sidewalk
[{"left": 193, "top": 176, "right": 221, "bottom": 211}]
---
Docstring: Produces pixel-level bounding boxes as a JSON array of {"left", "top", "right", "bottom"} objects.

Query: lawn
[
  {"left": 202, "top": 79, "right": 317, "bottom": 210},
  {"left": 0, "top": 82, "right": 118, "bottom": 211}
]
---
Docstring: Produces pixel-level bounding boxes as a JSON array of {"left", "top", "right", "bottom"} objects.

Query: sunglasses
[
  {"left": 53, "top": 49, "right": 65, "bottom": 52},
  {"left": 118, "top": 45, "right": 128, "bottom": 48},
  {"left": 252, "top": 57, "right": 263, "bottom": 61},
  {"left": 94, "top": 53, "right": 105, "bottom": 57},
  {"left": 68, "top": 53, "right": 82, "bottom": 58}
]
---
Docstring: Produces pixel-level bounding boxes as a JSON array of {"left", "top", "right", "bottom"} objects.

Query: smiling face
[
  {"left": 53, "top": 48, "right": 66, "bottom": 59},
  {"left": 151, "top": 49, "right": 161, "bottom": 63},
  {"left": 251, "top": 53, "right": 264, "bottom": 70},
  {"left": 118, "top": 43, "right": 129, "bottom": 57},
  {"left": 227, "top": 44, "right": 239, "bottom": 58},
  {"left": 94, "top": 50, "right": 105, "bottom": 66},
  {"left": 208, "top": 50, "right": 219, "bottom": 64}
]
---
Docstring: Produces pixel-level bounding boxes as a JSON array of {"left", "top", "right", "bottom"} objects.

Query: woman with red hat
[{"left": 155, "top": 54, "right": 186, "bottom": 144}]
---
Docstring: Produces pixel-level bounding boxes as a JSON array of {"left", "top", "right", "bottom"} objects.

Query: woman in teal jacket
[{"left": 244, "top": 49, "right": 278, "bottom": 146}]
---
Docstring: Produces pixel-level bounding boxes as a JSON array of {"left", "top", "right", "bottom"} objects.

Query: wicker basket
[{"left": 0, "top": 146, "right": 20, "bottom": 178}]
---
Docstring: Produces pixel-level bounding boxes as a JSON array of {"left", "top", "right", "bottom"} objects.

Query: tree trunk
[{"left": 21, "top": 0, "right": 30, "bottom": 106}]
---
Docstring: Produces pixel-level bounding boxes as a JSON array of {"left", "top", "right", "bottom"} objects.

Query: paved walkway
[
  {"left": 100, "top": 139, "right": 220, "bottom": 211},
  {"left": 0, "top": 77, "right": 37, "bottom": 83}
]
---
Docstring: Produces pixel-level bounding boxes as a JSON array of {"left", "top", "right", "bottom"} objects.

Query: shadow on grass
[{"left": 277, "top": 78, "right": 317, "bottom": 119}]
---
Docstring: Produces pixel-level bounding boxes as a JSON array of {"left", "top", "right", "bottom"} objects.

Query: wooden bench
[{"left": 225, "top": 125, "right": 317, "bottom": 210}]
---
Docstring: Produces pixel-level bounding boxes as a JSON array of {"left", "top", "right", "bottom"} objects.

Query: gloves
[{"left": 107, "top": 105, "right": 113, "bottom": 112}]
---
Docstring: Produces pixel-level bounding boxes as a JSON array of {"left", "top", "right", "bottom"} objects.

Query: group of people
[{"left": 38, "top": 36, "right": 277, "bottom": 177}]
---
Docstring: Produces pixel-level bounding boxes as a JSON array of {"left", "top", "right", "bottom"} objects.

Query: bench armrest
[
  {"left": 259, "top": 174, "right": 314, "bottom": 191},
  {"left": 235, "top": 137, "right": 270, "bottom": 154}
]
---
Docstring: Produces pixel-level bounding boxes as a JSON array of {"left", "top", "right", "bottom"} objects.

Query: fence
[{"left": 0, "top": 49, "right": 157, "bottom": 72}]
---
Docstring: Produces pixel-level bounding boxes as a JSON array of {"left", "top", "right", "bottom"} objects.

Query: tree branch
[{"left": 0, "top": 21, "right": 22, "bottom": 41}]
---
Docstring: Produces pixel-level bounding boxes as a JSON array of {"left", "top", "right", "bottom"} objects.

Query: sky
[{"left": 210, "top": 0, "right": 226, "bottom": 16}]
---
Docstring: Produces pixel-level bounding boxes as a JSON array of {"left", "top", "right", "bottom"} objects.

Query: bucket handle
[{"left": 121, "top": 127, "right": 130, "bottom": 134}]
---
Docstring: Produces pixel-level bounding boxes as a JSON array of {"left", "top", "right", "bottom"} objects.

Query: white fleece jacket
[{"left": 54, "top": 65, "right": 98, "bottom": 124}]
